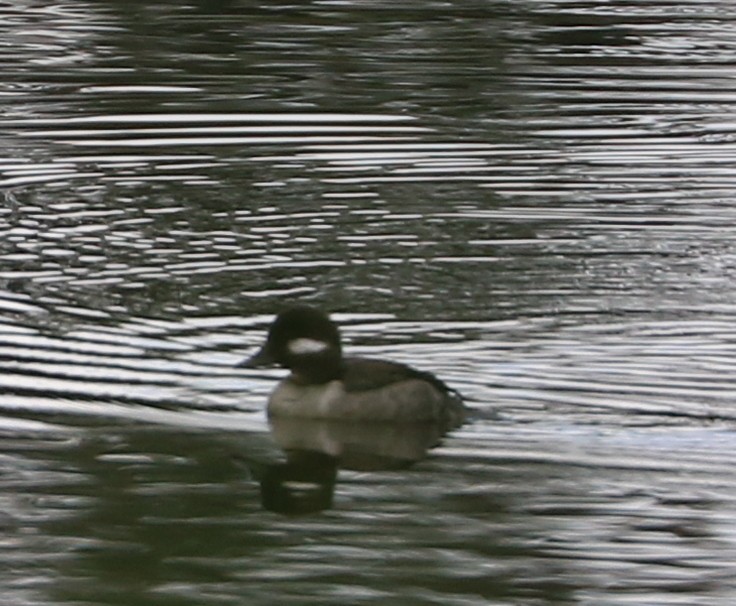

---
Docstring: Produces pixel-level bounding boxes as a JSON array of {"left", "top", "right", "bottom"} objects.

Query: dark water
[{"left": 3, "top": 0, "right": 736, "bottom": 604}]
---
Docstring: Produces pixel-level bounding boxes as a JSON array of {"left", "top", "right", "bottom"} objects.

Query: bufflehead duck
[{"left": 240, "top": 307, "right": 465, "bottom": 427}]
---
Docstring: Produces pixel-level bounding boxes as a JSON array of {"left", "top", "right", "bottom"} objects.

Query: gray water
[{"left": 2, "top": 0, "right": 736, "bottom": 604}]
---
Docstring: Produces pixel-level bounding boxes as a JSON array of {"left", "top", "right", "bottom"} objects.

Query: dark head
[{"left": 240, "top": 307, "right": 343, "bottom": 384}]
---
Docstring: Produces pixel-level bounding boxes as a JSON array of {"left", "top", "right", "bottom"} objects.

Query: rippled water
[{"left": 3, "top": 0, "right": 736, "bottom": 604}]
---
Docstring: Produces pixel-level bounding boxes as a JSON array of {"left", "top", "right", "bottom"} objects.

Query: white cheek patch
[{"left": 287, "top": 338, "right": 330, "bottom": 355}]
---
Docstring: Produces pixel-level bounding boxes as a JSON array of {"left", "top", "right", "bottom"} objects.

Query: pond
[{"left": 2, "top": 0, "right": 736, "bottom": 604}]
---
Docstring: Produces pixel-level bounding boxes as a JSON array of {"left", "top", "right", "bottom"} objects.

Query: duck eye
[{"left": 287, "top": 338, "right": 329, "bottom": 355}]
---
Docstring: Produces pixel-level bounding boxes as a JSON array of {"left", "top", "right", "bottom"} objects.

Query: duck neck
[{"left": 288, "top": 354, "right": 343, "bottom": 385}]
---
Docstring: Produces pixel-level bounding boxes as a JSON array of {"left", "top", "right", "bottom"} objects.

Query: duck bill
[{"left": 239, "top": 346, "right": 275, "bottom": 368}]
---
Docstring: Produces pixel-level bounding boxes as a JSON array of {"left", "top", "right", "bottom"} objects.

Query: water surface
[{"left": 2, "top": 1, "right": 736, "bottom": 604}]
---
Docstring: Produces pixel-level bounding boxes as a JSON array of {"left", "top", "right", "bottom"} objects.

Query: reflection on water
[
  {"left": 270, "top": 417, "right": 448, "bottom": 470},
  {"left": 2, "top": 0, "right": 736, "bottom": 604},
  {"left": 3, "top": 422, "right": 736, "bottom": 605},
  {"left": 262, "top": 417, "right": 453, "bottom": 514},
  {"left": 261, "top": 451, "right": 338, "bottom": 515}
]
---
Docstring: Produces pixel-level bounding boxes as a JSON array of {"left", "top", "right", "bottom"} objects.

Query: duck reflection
[
  {"left": 260, "top": 450, "right": 337, "bottom": 515},
  {"left": 260, "top": 418, "right": 449, "bottom": 514}
]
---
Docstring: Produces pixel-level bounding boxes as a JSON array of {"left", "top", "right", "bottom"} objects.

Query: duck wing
[{"left": 341, "top": 357, "right": 454, "bottom": 395}]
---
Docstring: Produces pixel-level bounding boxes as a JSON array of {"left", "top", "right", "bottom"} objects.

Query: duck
[{"left": 240, "top": 306, "right": 465, "bottom": 428}]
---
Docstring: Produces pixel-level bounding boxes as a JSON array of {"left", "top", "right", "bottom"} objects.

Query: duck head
[{"left": 240, "top": 307, "right": 343, "bottom": 384}]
